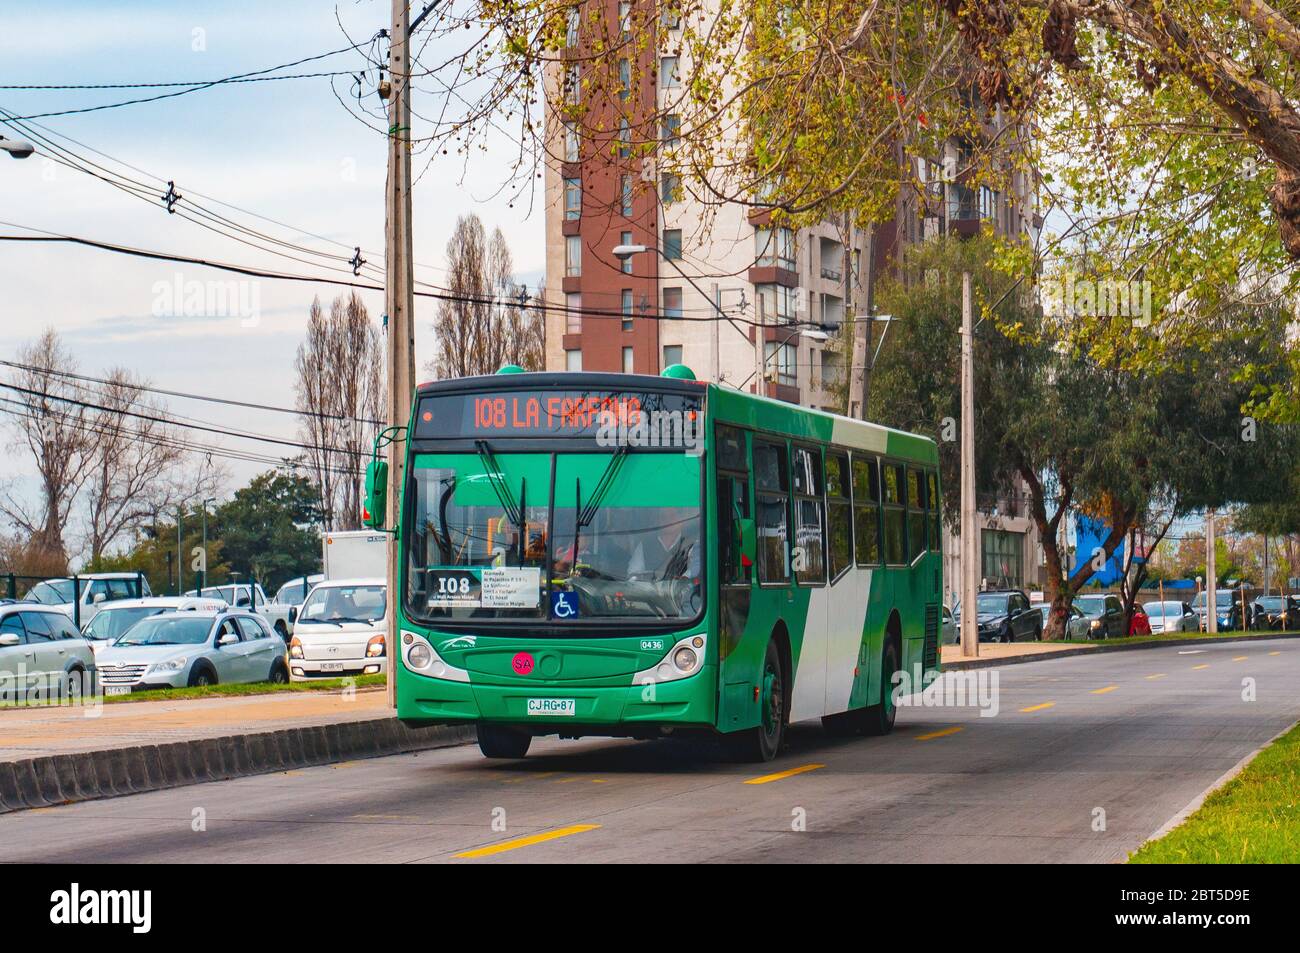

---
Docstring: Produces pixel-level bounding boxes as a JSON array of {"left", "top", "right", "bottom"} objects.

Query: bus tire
[
  {"left": 729, "top": 638, "right": 786, "bottom": 762},
  {"left": 860, "top": 637, "right": 899, "bottom": 737},
  {"left": 477, "top": 723, "right": 531, "bottom": 759}
]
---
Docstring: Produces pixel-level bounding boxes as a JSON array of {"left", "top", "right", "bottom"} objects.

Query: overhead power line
[{"left": 0, "top": 41, "right": 380, "bottom": 121}]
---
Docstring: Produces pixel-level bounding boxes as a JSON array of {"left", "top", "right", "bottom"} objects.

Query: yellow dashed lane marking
[
  {"left": 1233, "top": 656, "right": 1248, "bottom": 661},
  {"left": 744, "top": 763, "right": 825, "bottom": 785},
  {"left": 454, "top": 824, "right": 601, "bottom": 859},
  {"left": 1145, "top": 674, "right": 1167, "bottom": 680},
  {"left": 1091, "top": 685, "right": 1119, "bottom": 695},
  {"left": 915, "top": 726, "right": 963, "bottom": 741},
  {"left": 1269, "top": 651, "right": 1281, "bottom": 656},
  {"left": 1020, "top": 702, "right": 1055, "bottom": 713},
  {"left": 1192, "top": 664, "right": 1210, "bottom": 670}
]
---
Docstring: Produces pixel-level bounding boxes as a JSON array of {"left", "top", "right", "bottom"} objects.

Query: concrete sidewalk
[{"left": 0, "top": 687, "right": 394, "bottom": 762}]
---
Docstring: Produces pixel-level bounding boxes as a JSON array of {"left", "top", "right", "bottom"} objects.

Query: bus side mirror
[
  {"left": 363, "top": 459, "right": 388, "bottom": 529},
  {"left": 736, "top": 518, "right": 756, "bottom": 567}
]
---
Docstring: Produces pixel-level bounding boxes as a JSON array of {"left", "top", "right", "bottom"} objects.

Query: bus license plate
[{"left": 527, "top": 698, "right": 575, "bottom": 717}]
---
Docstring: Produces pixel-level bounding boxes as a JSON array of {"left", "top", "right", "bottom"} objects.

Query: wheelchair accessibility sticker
[{"left": 551, "top": 590, "right": 579, "bottom": 619}]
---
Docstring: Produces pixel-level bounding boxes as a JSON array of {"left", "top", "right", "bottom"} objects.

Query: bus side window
[
  {"left": 792, "top": 446, "right": 825, "bottom": 586},
  {"left": 753, "top": 440, "right": 790, "bottom": 584},
  {"left": 716, "top": 425, "right": 750, "bottom": 585},
  {"left": 852, "top": 455, "right": 881, "bottom": 566},
  {"left": 928, "top": 470, "right": 941, "bottom": 552},
  {"left": 907, "top": 467, "right": 927, "bottom": 557},
  {"left": 882, "top": 463, "right": 906, "bottom": 564},
  {"left": 826, "top": 450, "right": 852, "bottom": 580}
]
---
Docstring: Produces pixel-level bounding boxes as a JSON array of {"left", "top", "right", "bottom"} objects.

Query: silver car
[
  {"left": 1143, "top": 600, "right": 1199, "bottom": 633},
  {"left": 96, "top": 610, "right": 288, "bottom": 694},
  {"left": 0, "top": 603, "right": 97, "bottom": 700},
  {"left": 1035, "top": 603, "right": 1091, "bottom": 640},
  {"left": 80, "top": 596, "right": 227, "bottom": 656}
]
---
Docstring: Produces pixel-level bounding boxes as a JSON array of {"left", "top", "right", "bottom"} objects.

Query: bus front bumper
[{"left": 396, "top": 665, "right": 716, "bottom": 729}]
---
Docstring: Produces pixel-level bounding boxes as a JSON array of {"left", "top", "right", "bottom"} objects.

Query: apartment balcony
[{"left": 818, "top": 237, "right": 844, "bottom": 285}]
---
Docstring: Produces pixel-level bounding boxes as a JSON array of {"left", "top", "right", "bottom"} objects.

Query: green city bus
[{"left": 366, "top": 365, "right": 943, "bottom": 762}]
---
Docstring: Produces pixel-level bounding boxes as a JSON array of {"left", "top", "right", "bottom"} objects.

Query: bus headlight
[
  {"left": 672, "top": 646, "right": 697, "bottom": 673},
  {"left": 408, "top": 642, "right": 432, "bottom": 670},
  {"left": 635, "top": 635, "right": 706, "bottom": 684}
]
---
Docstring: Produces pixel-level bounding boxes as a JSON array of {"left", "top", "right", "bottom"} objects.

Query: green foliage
[{"left": 211, "top": 472, "right": 323, "bottom": 590}]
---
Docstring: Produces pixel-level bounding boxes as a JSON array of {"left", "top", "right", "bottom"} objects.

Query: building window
[
  {"left": 565, "top": 292, "right": 582, "bottom": 334},
  {"left": 757, "top": 284, "right": 796, "bottom": 323},
  {"left": 621, "top": 288, "right": 634, "bottom": 330},
  {"left": 982, "top": 529, "right": 1023, "bottom": 588},
  {"left": 661, "top": 113, "right": 680, "bottom": 148},
  {"left": 660, "top": 56, "right": 680, "bottom": 88},
  {"left": 660, "top": 171, "right": 680, "bottom": 205},
  {"left": 622, "top": 346, "right": 634, "bottom": 373},
  {"left": 618, "top": 119, "right": 630, "bottom": 158},
  {"left": 661, "top": 3, "right": 682, "bottom": 29},
  {"left": 620, "top": 231, "right": 633, "bottom": 273},
  {"left": 662, "top": 286, "right": 683, "bottom": 319},
  {"left": 662, "top": 344, "right": 683, "bottom": 367},
  {"left": 618, "top": 0, "right": 631, "bottom": 35},
  {"left": 563, "top": 122, "right": 579, "bottom": 162},
  {"left": 764, "top": 340, "right": 797, "bottom": 388},
  {"left": 563, "top": 177, "right": 581, "bottom": 220},
  {"left": 566, "top": 7, "right": 580, "bottom": 47},
  {"left": 618, "top": 58, "right": 631, "bottom": 101},
  {"left": 620, "top": 174, "right": 633, "bottom": 216},
  {"left": 565, "top": 348, "right": 582, "bottom": 371},
  {"left": 979, "top": 186, "right": 998, "bottom": 221},
  {"left": 663, "top": 228, "right": 682, "bottom": 260},
  {"left": 565, "top": 64, "right": 581, "bottom": 104},
  {"left": 565, "top": 235, "right": 581, "bottom": 277},
  {"left": 756, "top": 226, "right": 796, "bottom": 270}
]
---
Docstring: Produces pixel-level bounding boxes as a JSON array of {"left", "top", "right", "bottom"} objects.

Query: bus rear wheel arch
[{"left": 859, "top": 615, "right": 901, "bottom": 736}]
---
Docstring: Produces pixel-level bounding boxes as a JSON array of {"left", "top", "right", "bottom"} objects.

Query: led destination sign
[{"left": 413, "top": 389, "right": 703, "bottom": 440}]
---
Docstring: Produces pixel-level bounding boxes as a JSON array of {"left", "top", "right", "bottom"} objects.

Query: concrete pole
[
  {"left": 385, "top": 0, "right": 416, "bottom": 708},
  {"left": 711, "top": 282, "right": 720, "bottom": 382},
  {"left": 754, "top": 292, "right": 766, "bottom": 398},
  {"left": 959, "top": 272, "right": 978, "bottom": 657},
  {"left": 1206, "top": 509, "right": 1218, "bottom": 634}
]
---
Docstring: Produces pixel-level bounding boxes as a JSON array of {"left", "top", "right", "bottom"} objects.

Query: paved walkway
[
  {"left": 940, "top": 641, "right": 1089, "bottom": 665},
  {"left": 0, "top": 689, "right": 391, "bottom": 762}
]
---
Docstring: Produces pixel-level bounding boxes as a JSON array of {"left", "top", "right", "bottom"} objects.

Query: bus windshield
[{"left": 405, "top": 450, "right": 703, "bottom": 626}]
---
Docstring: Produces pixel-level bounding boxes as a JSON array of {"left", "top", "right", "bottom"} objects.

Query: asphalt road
[{"left": 5, "top": 638, "right": 1298, "bottom": 863}]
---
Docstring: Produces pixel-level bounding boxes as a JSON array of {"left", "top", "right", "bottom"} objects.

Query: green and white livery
[{"left": 368, "top": 367, "right": 942, "bottom": 762}]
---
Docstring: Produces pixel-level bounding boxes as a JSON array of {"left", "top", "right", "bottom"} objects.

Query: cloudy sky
[{"left": 0, "top": 0, "right": 542, "bottom": 512}]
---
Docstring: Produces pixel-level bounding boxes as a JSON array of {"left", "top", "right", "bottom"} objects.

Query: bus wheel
[
  {"left": 477, "top": 724, "right": 531, "bottom": 759},
  {"left": 860, "top": 638, "right": 899, "bottom": 737},
  {"left": 730, "top": 638, "right": 786, "bottom": 762}
]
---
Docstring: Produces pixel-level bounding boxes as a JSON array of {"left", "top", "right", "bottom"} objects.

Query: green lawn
[
  {"left": 1129, "top": 721, "right": 1300, "bottom": 863},
  {"left": 0, "top": 674, "right": 387, "bottom": 708}
]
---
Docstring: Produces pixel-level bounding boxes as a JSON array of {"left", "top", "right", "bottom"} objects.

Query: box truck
[{"left": 322, "top": 531, "right": 388, "bottom": 580}]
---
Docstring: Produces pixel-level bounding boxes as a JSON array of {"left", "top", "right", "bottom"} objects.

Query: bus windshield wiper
[
  {"left": 475, "top": 440, "right": 522, "bottom": 527},
  {"left": 578, "top": 446, "right": 629, "bottom": 528}
]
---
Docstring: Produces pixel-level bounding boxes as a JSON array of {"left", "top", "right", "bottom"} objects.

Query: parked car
[
  {"left": 79, "top": 596, "right": 226, "bottom": 656},
  {"left": 0, "top": 603, "right": 97, "bottom": 699},
  {"left": 260, "top": 574, "right": 324, "bottom": 639},
  {"left": 1034, "top": 602, "right": 1091, "bottom": 640},
  {"left": 952, "top": 589, "right": 1041, "bottom": 643},
  {"left": 1073, "top": 594, "right": 1126, "bottom": 639},
  {"left": 1192, "top": 589, "right": 1246, "bottom": 631},
  {"left": 942, "top": 605, "right": 957, "bottom": 644},
  {"left": 288, "top": 578, "right": 387, "bottom": 680},
  {"left": 1143, "top": 600, "right": 1198, "bottom": 633},
  {"left": 1128, "top": 604, "right": 1152, "bottom": 636},
  {"left": 184, "top": 583, "right": 269, "bottom": 609},
  {"left": 23, "top": 573, "right": 151, "bottom": 626},
  {"left": 1250, "top": 595, "right": 1300, "bottom": 631},
  {"left": 96, "top": 609, "right": 288, "bottom": 693}
]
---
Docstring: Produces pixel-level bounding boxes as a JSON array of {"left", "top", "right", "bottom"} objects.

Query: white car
[
  {"left": 288, "top": 578, "right": 387, "bottom": 681},
  {"left": 23, "top": 573, "right": 152, "bottom": 626},
  {"left": 97, "top": 609, "right": 288, "bottom": 693},
  {"left": 0, "top": 602, "right": 97, "bottom": 700},
  {"left": 79, "top": 596, "right": 226, "bottom": 656}
]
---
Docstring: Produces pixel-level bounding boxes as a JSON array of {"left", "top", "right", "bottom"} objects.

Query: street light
[
  {"left": 0, "top": 136, "right": 36, "bottom": 159},
  {"left": 201, "top": 497, "right": 216, "bottom": 591}
]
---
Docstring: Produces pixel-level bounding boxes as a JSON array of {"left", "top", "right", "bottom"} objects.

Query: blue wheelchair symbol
[{"left": 551, "top": 591, "right": 579, "bottom": 619}]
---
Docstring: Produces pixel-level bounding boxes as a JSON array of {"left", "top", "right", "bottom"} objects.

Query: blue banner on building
[{"left": 1074, "top": 516, "right": 1127, "bottom": 586}]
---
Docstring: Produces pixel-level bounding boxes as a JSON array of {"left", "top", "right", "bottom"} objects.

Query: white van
[{"left": 288, "top": 578, "right": 387, "bottom": 680}]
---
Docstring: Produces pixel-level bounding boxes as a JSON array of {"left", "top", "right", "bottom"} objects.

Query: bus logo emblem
[{"left": 512, "top": 652, "right": 535, "bottom": 675}]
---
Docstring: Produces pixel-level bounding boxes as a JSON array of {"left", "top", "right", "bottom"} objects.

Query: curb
[
  {"left": 0, "top": 718, "right": 475, "bottom": 815},
  {"left": 942, "top": 631, "right": 1300, "bottom": 671}
]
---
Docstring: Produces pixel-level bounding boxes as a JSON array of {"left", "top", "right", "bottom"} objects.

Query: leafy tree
[{"left": 211, "top": 472, "right": 323, "bottom": 592}]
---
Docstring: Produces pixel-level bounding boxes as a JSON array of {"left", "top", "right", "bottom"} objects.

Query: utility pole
[
  {"left": 847, "top": 226, "right": 876, "bottom": 420},
  {"left": 959, "top": 272, "right": 978, "bottom": 657},
  {"left": 1206, "top": 508, "right": 1218, "bottom": 634},
  {"left": 754, "top": 292, "right": 767, "bottom": 398},
  {"left": 384, "top": 0, "right": 416, "bottom": 708}
]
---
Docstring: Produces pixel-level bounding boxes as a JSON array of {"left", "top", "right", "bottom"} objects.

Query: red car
[{"left": 1128, "top": 604, "right": 1152, "bottom": 636}]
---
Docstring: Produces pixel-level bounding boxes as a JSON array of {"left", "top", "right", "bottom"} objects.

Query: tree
[
  {"left": 1, "top": 329, "right": 100, "bottom": 570},
  {"left": 211, "top": 471, "right": 323, "bottom": 590},
  {"left": 870, "top": 236, "right": 1298, "bottom": 638},
  {"left": 295, "top": 292, "right": 384, "bottom": 531},
  {"left": 429, "top": 214, "right": 545, "bottom": 379}
]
